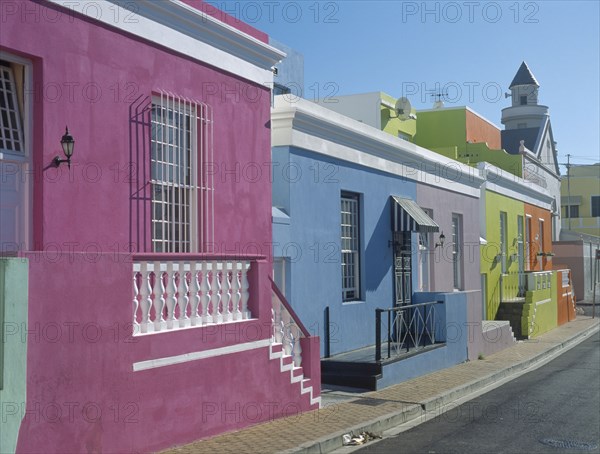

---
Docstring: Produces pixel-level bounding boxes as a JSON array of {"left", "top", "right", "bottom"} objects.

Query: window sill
[{"left": 342, "top": 300, "right": 366, "bottom": 306}]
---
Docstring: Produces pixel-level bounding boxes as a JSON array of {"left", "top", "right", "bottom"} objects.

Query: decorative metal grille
[{"left": 150, "top": 91, "right": 213, "bottom": 252}]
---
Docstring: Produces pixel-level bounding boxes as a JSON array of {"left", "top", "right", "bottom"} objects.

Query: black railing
[{"left": 375, "top": 301, "right": 442, "bottom": 362}]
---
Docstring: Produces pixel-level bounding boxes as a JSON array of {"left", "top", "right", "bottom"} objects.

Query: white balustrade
[
  {"left": 271, "top": 291, "right": 303, "bottom": 367},
  {"left": 132, "top": 260, "right": 251, "bottom": 335},
  {"left": 526, "top": 271, "right": 553, "bottom": 292}
]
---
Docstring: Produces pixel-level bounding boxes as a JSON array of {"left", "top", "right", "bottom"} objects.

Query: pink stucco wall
[
  {"left": 1, "top": 0, "right": 273, "bottom": 256},
  {"left": 16, "top": 252, "right": 317, "bottom": 453},
  {"left": 2, "top": 3, "right": 321, "bottom": 452}
]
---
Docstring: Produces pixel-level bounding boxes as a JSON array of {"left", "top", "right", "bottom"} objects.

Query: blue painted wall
[
  {"left": 272, "top": 145, "right": 418, "bottom": 356},
  {"left": 376, "top": 291, "right": 468, "bottom": 389}
]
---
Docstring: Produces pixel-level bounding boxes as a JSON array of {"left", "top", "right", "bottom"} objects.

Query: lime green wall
[
  {"left": 481, "top": 190, "right": 525, "bottom": 319},
  {"left": 414, "top": 109, "right": 466, "bottom": 151},
  {"left": 413, "top": 109, "right": 523, "bottom": 178},
  {"left": 0, "top": 258, "right": 28, "bottom": 454},
  {"left": 462, "top": 143, "right": 523, "bottom": 177},
  {"left": 523, "top": 272, "right": 558, "bottom": 338},
  {"left": 380, "top": 93, "right": 416, "bottom": 140}
]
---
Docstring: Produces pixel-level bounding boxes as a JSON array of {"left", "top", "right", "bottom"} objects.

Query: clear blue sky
[{"left": 208, "top": 1, "right": 599, "bottom": 171}]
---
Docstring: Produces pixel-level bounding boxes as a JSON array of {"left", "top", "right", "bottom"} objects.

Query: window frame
[
  {"left": 452, "top": 213, "right": 463, "bottom": 291},
  {"left": 0, "top": 51, "right": 33, "bottom": 251},
  {"left": 150, "top": 95, "right": 198, "bottom": 253},
  {"left": 500, "top": 211, "right": 508, "bottom": 274},
  {"left": 341, "top": 191, "right": 361, "bottom": 302},
  {"left": 418, "top": 208, "right": 433, "bottom": 292},
  {"left": 0, "top": 59, "right": 25, "bottom": 156},
  {"left": 591, "top": 196, "right": 600, "bottom": 218},
  {"left": 563, "top": 204, "right": 580, "bottom": 218}
]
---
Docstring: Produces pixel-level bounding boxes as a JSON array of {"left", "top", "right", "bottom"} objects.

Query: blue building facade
[
  {"left": 272, "top": 144, "right": 418, "bottom": 355},
  {"left": 271, "top": 97, "right": 488, "bottom": 372}
]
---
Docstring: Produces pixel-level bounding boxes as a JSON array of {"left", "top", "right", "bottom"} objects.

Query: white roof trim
[
  {"left": 272, "top": 96, "right": 484, "bottom": 197},
  {"left": 477, "top": 162, "right": 553, "bottom": 208},
  {"left": 46, "top": 0, "right": 285, "bottom": 85}
]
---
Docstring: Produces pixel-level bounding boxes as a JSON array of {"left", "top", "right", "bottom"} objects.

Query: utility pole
[{"left": 566, "top": 154, "right": 572, "bottom": 231}]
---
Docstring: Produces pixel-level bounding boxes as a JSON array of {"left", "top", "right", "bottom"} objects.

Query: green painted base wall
[
  {"left": 0, "top": 258, "right": 28, "bottom": 454},
  {"left": 524, "top": 272, "right": 558, "bottom": 338}
]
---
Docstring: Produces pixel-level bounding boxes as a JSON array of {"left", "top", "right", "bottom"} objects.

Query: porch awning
[{"left": 391, "top": 196, "right": 439, "bottom": 233}]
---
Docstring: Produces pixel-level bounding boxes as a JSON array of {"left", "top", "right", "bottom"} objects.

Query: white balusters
[
  {"left": 132, "top": 271, "right": 140, "bottom": 331},
  {"left": 165, "top": 262, "right": 176, "bottom": 330},
  {"left": 132, "top": 259, "right": 253, "bottom": 335},
  {"left": 140, "top": 262, "right": 152, "bottom": 334},
  {"left": 270, "top": 288, "right": 304, "bottom": 368},
  {"left": 200, "top": 262, "right": 210, "bottom": 324},
  {"left": 232, "top": 261, "right": 241, "bottom": 321},
  {"left": 222, "top": 269, "right": 232, "bottom": 322},
  {"left": 177, "top": 262, "right": 189, "bottom": 328},
  {"left": 241, "top": 261, "right": 250, "bottom": 319},
  {"left": 190, "top": 263, "right": 201, "bottom": 326},
  {"left": 291, "top": 324, "right": 302, "bottom": 368},
  {"left": 272, "top": 294, "right": 282, "bottom": 344},
  {"left": 211, "top": 261, "right": 222, "bottom": 324},
  {"left": 154, "top": 262, "right": 166, "bottom": 332}
]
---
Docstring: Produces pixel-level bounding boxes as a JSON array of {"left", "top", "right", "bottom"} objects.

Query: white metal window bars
[
  {"left": 150, "top": 91, "right": 214, "bottom": 253},
  {"left": 452, "top": 214, "right": 463, "bottom": 290},
  {"left": 341, "top": 193, "right": 360, "bottom": 301},
  {"left": 0, "top": 62, "right": 24, "bottom": 154}
]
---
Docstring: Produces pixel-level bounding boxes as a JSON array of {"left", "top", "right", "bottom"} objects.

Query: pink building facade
[{"left": 0, "top": 1, "right": 319, "bottom": 453}]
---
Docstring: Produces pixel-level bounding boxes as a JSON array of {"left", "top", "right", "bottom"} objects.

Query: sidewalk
[{"left": 162, "top": 315, "right": 600, "bottom": 454}]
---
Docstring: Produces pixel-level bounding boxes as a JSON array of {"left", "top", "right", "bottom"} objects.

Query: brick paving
[{"left": 162, "top": 316, "right": 599, "bottom": 454}]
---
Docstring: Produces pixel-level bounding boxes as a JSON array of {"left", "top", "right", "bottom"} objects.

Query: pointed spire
[{"left": 509, "top": 61, "right": 539, "bottom": 88}]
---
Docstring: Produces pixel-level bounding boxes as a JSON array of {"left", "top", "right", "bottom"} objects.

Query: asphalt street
[{"left": 356, "top": 330, "right": 600, "bottom": 454}]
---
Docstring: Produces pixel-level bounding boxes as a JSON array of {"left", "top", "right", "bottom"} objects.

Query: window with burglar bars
[
  {"left": 341, "top": 192, "right": 361, "bottom": 301},
  {"left": 0, "top": 61, "right": 24, "bottom": 154},
  {"left": 150, "top": 92, "right": 213, "bottom": 253},
  {"left": 452, "top": 213, "right": 463, "bottom": 290}
]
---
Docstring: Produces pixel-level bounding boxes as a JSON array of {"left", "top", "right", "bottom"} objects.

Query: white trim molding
[
  {"left": 478, "top": 162, "right": 553, "bottom": 209},
  {"left": 45, "top": 0, "right": 285, "bottom": 85},
  {"left": 133, "top": 338, "right": 271, "bottom": 371},
  {"left": 272, "top": 96, "right": 485, "bottom": 197}
]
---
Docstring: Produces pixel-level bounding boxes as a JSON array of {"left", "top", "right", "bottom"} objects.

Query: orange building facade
[{"left": 524, "top": 203, "right": 553, "bottom": 271}]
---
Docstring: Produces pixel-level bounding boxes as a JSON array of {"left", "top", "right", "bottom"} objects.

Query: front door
[
  {"left": 393, "top": 231, "right": 412, "bottom": 307},
  {"left": 517, "top": 215, "right": 525, "bottom": 295}
]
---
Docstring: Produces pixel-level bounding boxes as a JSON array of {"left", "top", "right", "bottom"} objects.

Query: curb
[{"left": 287, "top": 320, "right": 600, "bottom": 454}]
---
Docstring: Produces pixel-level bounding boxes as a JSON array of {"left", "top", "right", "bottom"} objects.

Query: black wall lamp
[
  {"left": 435, "top": 231, "right": 445, "bottom": 248},
  {"left": 53, "top": 126, "right": 74, "bottom": 168}
]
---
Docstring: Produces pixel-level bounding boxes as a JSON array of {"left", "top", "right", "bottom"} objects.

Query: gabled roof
[
  {"left": 501, "top": 127, "right": 540, "bottom": 154},
  {"left": 509, "top": 61, "right": 540, "bottom": 88}
]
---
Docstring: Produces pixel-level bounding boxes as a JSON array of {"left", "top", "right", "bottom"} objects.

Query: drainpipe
[{"left": 324, "top": 306, "right": 330, "bottom": 358}]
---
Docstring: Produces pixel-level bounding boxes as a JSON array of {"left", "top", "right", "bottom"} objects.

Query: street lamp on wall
[
  {"left": 435, "top": 231, "right": 445, "bottom": 248},
  {"left": 53, "top": 126, "right": 74, "bottom": 168}
]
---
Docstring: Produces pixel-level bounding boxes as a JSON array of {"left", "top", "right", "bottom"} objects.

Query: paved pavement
[{"left": 162, "top": 313, "right": 599, "bottom": 454}]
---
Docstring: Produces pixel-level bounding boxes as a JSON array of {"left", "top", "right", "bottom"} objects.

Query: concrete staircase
[
  {"left": 269, "top": 343, "right": 321, "bottom": 408},
  {"left": 496, "top": 301, "right": 527, "bottom": 339}
]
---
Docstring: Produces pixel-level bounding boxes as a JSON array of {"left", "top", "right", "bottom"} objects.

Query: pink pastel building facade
[{"left": 0, "top": 1, "right": 319, "bottom": 453}]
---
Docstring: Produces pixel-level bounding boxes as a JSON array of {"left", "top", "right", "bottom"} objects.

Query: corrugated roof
[
  {"left": 391, "top": 196, "right": 439, "bottom": 233},
  {"left": 509, "top": 61, "right": 540, "bottom": 88}
]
